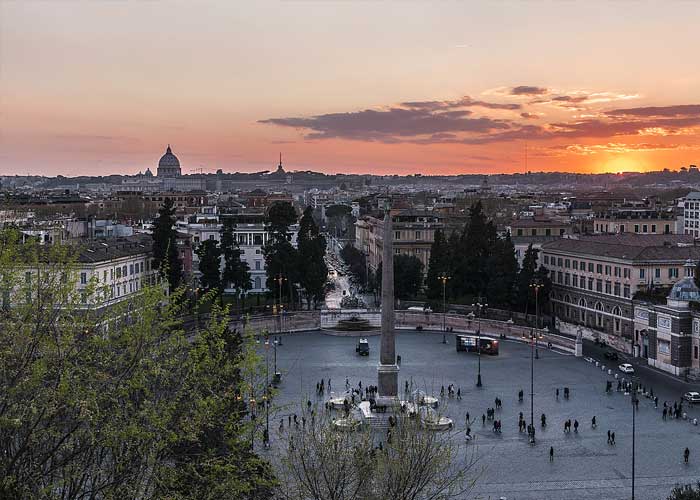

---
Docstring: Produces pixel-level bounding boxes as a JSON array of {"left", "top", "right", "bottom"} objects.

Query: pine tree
[
  {"left": 297, "top": 206, "right": 328, "bottom": 309},
  {"left": 426, "top": 229, "right": 449, "bottom": 300},
  {"left": 221, "top": 219, "right": 251, "bottom": 299},
  {"left": 196, "top": 239, "right": 222, "bottom": 292},
  {"left": 515, "top": 244, "right": 539, "bottom": 312},
  {"left": 152, "top": 198, "right": 183, "bottom": 289},
  {"left": 263, "top": 202, "right": 299, "bottom": 305},
  {"left": 486, "top": 233, "right": 518, "bottom": 307}
]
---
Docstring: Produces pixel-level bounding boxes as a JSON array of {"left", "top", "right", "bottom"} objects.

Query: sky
[{"left": 1, "top": 1, "right": 699, "bottom": 177}]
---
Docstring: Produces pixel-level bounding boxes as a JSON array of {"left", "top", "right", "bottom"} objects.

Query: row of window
[
  {"left": 515, "top": 228, "right": 567, "bottom": 236},
  {"left": 80, "top": 260, "right": 149, "bottom": 285},
  {"left": 544, "top": 255, "right": 632, "bottom": 279},
  {"left": 395, "top": 230, "right": 428, "bottom": 241},
  {"left": 553, "top": 270, "right": 631, "bottom": 298},
  {"left": 595, "top": 222, "right": 671, "bottom": 234}
]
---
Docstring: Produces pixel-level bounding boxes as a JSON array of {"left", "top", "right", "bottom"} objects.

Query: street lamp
[
  {"left": 439, "top": 274, "right": 450, "bottom": 344},
  {"left": 530, "top": 282, "right": 542, "bottom": 360},
  {"left": 631, "top": 375, "right": 639, "bottom": 500},
  {"left": 276, "top": 274, "right": 286, "bottom": 335},
  {"left": 472, "top": 300, "right": 487, "bottom": 387}
]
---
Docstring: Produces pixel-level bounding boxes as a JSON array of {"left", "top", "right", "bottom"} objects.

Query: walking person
[
  {"left": 556, "top": 388, "right": 559, "bottom": 400},
  {"left": 684, "top": 447, "right": 690, "bottom": 464},
  {"left": 549, "top": 446, "right": 554, "bottom": 462},
  {"left": 574, "top": 420, "right": 579, "bottom": 433},
  {"left": 482, "top": 413, "right": 486, "bottom": 426},
  {"left": 591, "top": 416, "right": 597, "bottom": 429},
  {"left": 611, "top": 432, "right": 615, "bottom": 445},
  {"left": 607, "top": 430, "right": 611, "bottom": 444}
]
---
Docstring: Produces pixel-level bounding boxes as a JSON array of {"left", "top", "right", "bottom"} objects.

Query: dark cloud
[
  {"left": 520, "top": 112, "right": 539, "bottom": 120},
  {"left": 605, "top": 104, "right": 700, "bottom": 117},
  {"left": 511, "top": 85, "right": 549, "bottom": 96},
  {"left": 551, "top": 95, "right": 589, "bottom": 103},
  {"left": 401, "top": 96, "right": 520, "bottom": 111},
  {"left": 260, "top": 107, "right": 511, "bottom": 143}
]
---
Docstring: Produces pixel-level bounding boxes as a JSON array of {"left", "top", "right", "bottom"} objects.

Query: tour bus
[
  {"left": 356, "top": 338, "right": 369, "bottom": 356},
  {"left": 455, "top": 334, "right": 499, "bottom": 355}
]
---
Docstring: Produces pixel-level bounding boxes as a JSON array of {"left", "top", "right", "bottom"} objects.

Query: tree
[
  {"left": 486, "top": 233, "right": 518, "bottom": 307},
  {"left": 197, "top": 239, "right": 222, "bottom": 292},
  {"left": 267, "top": 202, "right": 297, "bottom": 239},
  {"left": 275, "top": 409, "right": 478, "bottom": 500},
  {"left": 297, "top": 206, "right": 328, "bottom": 309},
  {"left": 152, "top": 198, "right": 183, "bottom": 289},
  {"left": 514, "top": 244, "right": 551, "bottom": 315},
  {"left": 426, "top": 228, "right": 450, "bottom": 300},
  {"left": 340, "top": 243, "right": 368, "bottom": 289},
  {"left": 668, "top": 483, "right": 700, "bottom": 500},
  {"left": 377, "top": 254, "right": 424, "bottom": 300},
  {"left": 221, "top": 219, "right": 251, "bottom": 300},
  {"left": 0, "top": 228, "right": 274, "bottom": 499}
]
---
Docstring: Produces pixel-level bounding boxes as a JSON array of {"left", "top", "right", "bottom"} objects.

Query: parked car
[
  {"left": 683, "top": 391, "right": 700, "bottom": 404},
  {"left": 618, "top": 363, "right": 634, "bottom": 374},
  {"left": 604, "top": 351, "right": 619, "bottom": 361}
]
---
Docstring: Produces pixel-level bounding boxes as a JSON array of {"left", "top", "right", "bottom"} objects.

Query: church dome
[
  {"left": 158, "top": 145, "right": 180, "bottom": 168},
  {"left": 668, "top": 276, "right": 700, "bottom": 302}
]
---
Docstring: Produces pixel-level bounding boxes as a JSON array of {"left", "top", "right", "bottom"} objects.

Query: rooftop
[{"left": 542, "top": 234, "right": 700, "bottom": 262}]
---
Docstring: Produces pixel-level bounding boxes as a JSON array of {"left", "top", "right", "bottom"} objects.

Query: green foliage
[
  {"left": 668, "top": 483, "right": 700, "bottom": 500},
  {"left": 220, "top": 219, "right": 252, "bottom": 297},
  {"left": 377, "top": 254, "right": 424, "bottom": 300},
  {"left": 0, "top": 229, "right": 275, "bottom": 499},
  {"left": 425, "top": 229, "right": 449, "bottom": 300},
  {"left": 340, "top": 243, "right": 368, "bottom": 288},
  {"left": 196, "top": 239, "right": 222, "bottom": 292},
  {"left": 297, "top": 207, "right": 328, "bottom": 309},
  {"left": 152, "top": 198, "right": 183, "bottom": 289},
  {"left": 267, "top": 202, "right": 297, "bottom": 239}
]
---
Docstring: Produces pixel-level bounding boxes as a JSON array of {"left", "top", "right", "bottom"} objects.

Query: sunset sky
[{"left": 1, "top": 1, "right": 699, "bottom": 177}]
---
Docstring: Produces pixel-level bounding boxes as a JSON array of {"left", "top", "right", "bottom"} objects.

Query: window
[
  {"left": 642, "top": 224, "right": 648, "bottom": 233},
  {"left": 111, "top": 268, "right": 114, "bottom": 280},
  {"left": 695, "top": 345, "right": 698, "bottom": 360},
  {"left": 116, "top": 267, "right": 121, "bottom": 279},
  {"left": 532, "top": 229, "right": 537, "bottom": 236},
  {"left": 255, "top": 260, "right": 261, "bottom": 270},
  {"left": 546, "top": 228, "right": 551, "bottom": 236},
  {"left": 596, "top": 279, "right": 603, "bottom": 292},
  {"left": 595, "top": 302, "right": 604, "bottom": 327},
  {"left": 596, "top": 264, "right": 603, "bottom": 274},
  {"left": 588, "top": 277, "right": 594, "bottom": 290},
  {"left": 130, "top": 264, "right": 134, "bottom": 275},
  {"left": 668, "top": 268, "right": 679, "bottom": 279},
  {"left": 620, "top": 224, "right": 625, "bottom": 233},
  {"left": 580, "top": 275, "right": 586, "bottom": 290},
  {"left": 573, "top": 260, "right": 578, "bottom": 270},
  {"left": 580, "top": 261, "right": 586, "bottom": 271},
  {"left": 209, "top": 235, "right": 215, "bottom": 240},
  {"left": 579, "top": 298, "right": 587, "bottom": 324},
  {"left": 651, "top": 224, "right": 656, "bottom": 233},
  {"left": 639, "top": 269, "right": 645, "bottom": 279},
  {"left": 624, "top": 285, "right": 631, "bottom": 298},
  {"left": 140, "top": 262, "right": 144, "bottom": 273},
  {"left": 572, "top": 274, "right": 579, "bottom": 287},
  {"left": 122, "top": 265, "right": 127, "bottom": 277},
  {"left": 604, "top": 265, "right": 611, "bottom": 275},
  {"left": 557, "top": 271, "right": 563, "bottom": 284},
  {"left": 614, "top": 282, "right": 621, "bottom": 296},
  {"left": 254, "top": 277, "right": 261, "bottom": 289},
  {"left": 103, "top": 270, "right": 107, "bottom": 281},
  {"left": 614, "top": 266, "right": 621, "bottom": 277},
  {"left": 655, "top": 268, "right": 661, "bottom": 279},
  {"left": 395, "top": 231, "right": 401, "bottom": 240},
  {"left": 565, "top": 273, "right": 570, "bottom": 286},
  {"left": 588, "top": 263, "right": 594, "bottom": 273},
  {"left": 415, "top": 231, "right": 422, "bottom": 240},
  {"left": 544, "top": 255, "right": 549, "bottom": 265},
  {"left": 634, "top": 224, "right": 640, "bottom": 233},
  {"left": 658, "top": 340, "right": 670, "bottom": 355},
  {"left": 605, "top": 281, "right": 611, "bottom": 294},
  {"left": 80, "top": 272, "right": 87, "bottom": 285},
  {"left": 612, "top": 306, "right": 622, "bottom": 334},
  {"left": 557, "top": 258, "right": 563, "bottom": 267},
  {"left": 517, "top": 229, "right": 523, "bottom": 236},
  {"left": 565, "top": 259, "right": 570, "bottom": 268},
  {"left": 664, "top": 224, "right": 670, "bottom": 234}
]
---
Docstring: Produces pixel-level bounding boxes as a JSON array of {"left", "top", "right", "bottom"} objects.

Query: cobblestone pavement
[{"left": 267, "top": 330, "right": 700, "bottom": 500}]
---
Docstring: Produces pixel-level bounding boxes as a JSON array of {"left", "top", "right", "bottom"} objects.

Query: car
[
  {"left": 604, "top": 351, "right": 619, "bottom": 361},
  {"left": 618, "top": 363, "right": 634, "bottom": 374},
  {"left": 683, "top": 391, "right": 700, "bottom": 404}
]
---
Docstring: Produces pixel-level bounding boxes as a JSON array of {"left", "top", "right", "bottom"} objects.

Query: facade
[
  {"left": 355, "top": 209, "right": 443, "bottom": 276},
  {"left": 157, "top": 145, "right": 182, "bottom": 178},
  {"left": 593, "top": 208, "right": 678, "bottom": 235},
  {"left": 542, "top": 234, "right": 700, "bottom": 353},
  {"left": 176, "top": 207, "right": 299, "bottom": 293},
  {"left": 633, "top": 265, "right": 700, "bottom": 377},
  {"left": 683, "top": 191, "right": 700, "bottom": 237},
  {"left": 506, "top": 214, "right": 573, "bottom": 238}
]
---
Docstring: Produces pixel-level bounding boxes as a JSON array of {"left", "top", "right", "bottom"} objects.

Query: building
[
  {"left": 506, "top": 213, "right": 573, "bottom": 238},
  {"left": 683, "top": 192, "right": 700, "bottom": 237},
  {"left": 157, "top": 145, "right": 182, "bottom": 178},
  {"left": 355, "top": 209, "right": 443, "bottom": 276},
  {"left": 8, "top": 235, "right": 158, "bottom": 311},
  {"left": 593, "top": 208, "right": 679, "bottom": 235},
  {"left": 542, "top": 234, "right": 700, "bottom": 353},
  {"left": 176, "top": 207, "right": 299, "bottom": 293},
  {"left": 633, "top": 264, "right": 699, "bottom": 378}
]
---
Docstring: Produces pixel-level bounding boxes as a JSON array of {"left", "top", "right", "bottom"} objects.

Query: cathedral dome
[
  {"left": 158, "top": 145, "right": 180, "bottom": 168},
  {"left": 157, "top": 145, "right": 181, "bottom": 177}
]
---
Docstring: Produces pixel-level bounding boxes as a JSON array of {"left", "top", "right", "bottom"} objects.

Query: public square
[{"left": 267, "top": 330, "right": 700, "bottom": 500}]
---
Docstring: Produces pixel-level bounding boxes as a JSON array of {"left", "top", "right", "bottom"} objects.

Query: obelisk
[{"left": 377, "top": 208, "right": 399, "bottom": 406}]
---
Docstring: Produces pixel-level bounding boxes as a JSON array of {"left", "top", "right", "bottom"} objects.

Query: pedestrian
[
  {"left": 482, "top": 413, "right": 486, "bottom": 426},
  {"left": 549, "top": 446, "right": 554, "bottom": 462},
  {"left": 405, "top": 380, "right": 409, "bottom": 392},
  {"left": 663, "top": 408, "right": 667, "bottom": 420},
  {"left": 556, "top": 388, "right": 559, "bottom": 399},
  {"left": 574, "top": 420, "right": 579, "bottom": 433},
  {"left": 607, "top": 430, "right": 611, "bottom": 444},
  {"left": 592, "top": 416, "right": 597, "bottom": 429},
  {"left": 457, "top": 387, "right": 462, "bottom": 400},
  {"left": 684, "top": 447, "right": 690, "bottom": 464},
  {"left": 654, "top": 396, "right": 658, "bottom": 408},
  {"left": 611, "top": 432, "right": 615, "bottom": 445},
  {"left": 466, "top": 411, "right": 470, "bottom": 423},
  {"left": 328, "top": 378, "right": 331, "bottom": 389}
]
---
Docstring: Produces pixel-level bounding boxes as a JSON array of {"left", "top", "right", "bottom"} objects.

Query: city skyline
[{"left": 2, "top": 1, "right": 699, "bottom": 177}]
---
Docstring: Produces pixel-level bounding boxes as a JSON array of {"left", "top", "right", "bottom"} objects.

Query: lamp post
[
  {"left": 439, "top": 274, "right": 450, "bottom": 344},
  {"left": 472, "top": 300, "right": 487, "bottom": 387},
  {"left": 276, "top": 274, "right": 286, "bottom": 334},
  {"left": 631, "top": 375, "right": 639, "bottom": 500},
  {"left": 530, "top": 282, "right": 542, "bottom": 359},
  {"left": 264, "top": 336, "right": 270, "bottom": 447}
]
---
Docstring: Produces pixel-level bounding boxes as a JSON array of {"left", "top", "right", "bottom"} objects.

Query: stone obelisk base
[{"left": 376, "top": 363, "right": 401, "bottom": 408}]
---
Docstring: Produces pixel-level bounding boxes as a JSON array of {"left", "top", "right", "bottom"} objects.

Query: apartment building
[
  {"left": 592, "top": 208, "right": 679, "bottom": 235},
  {"left": 355, "top": 209, "right": 443, "bottom": 276},
  {"left": 541, "top": 234, "right": 700, "bottom": 353},
  {"left": 683, "top": 191, "right": 700, "bottom": 237}
]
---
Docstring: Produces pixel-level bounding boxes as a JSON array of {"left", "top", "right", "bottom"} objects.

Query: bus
[{"left": 455, "top": 335, "right": 499, "bottom": 355}]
